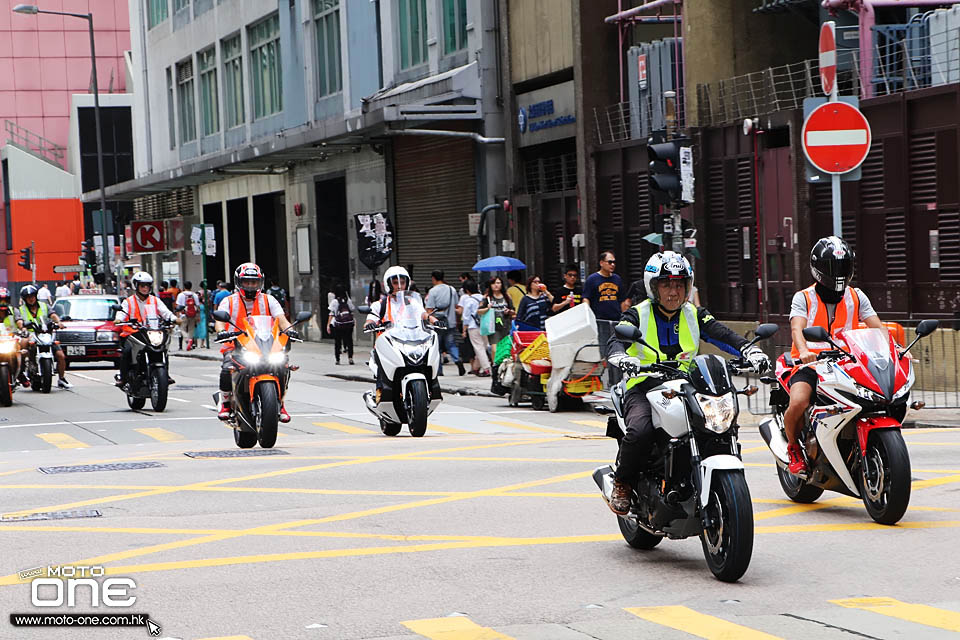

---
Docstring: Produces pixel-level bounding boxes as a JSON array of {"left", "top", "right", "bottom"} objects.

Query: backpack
[
  {"left": 158, "top": 290, "right": 174, "bottom": 307},
  {"left": 334, "top": 298, "right": 354, "bottom": 326},
  {"left": 269, "top": 286, "right": 287, "bottom": 306},
  {"left": 184, "top": 294, "right": 197, "bottom": 318}
]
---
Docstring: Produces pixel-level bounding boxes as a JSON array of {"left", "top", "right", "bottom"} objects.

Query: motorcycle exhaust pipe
[
  {"left": 363, "top": 391, "right": 378, "bottom": 412},
  {"left": 592, "top": 465, "right": 616, "bottom": 504},
  {"left": 759, "top": 417, "right": 791, "bottom": 465}
]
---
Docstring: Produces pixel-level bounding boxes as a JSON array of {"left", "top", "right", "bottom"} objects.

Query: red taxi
[{"left": 52, "top": 295, "right": 122, "bottom": 366}]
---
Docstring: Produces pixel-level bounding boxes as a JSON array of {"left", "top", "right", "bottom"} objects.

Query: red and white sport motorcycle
[{"left": 759, "top": 320, "right": 938, "bottom": 524}]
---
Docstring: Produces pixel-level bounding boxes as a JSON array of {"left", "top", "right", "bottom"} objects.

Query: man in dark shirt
[
  {"left": 583, "top": 251, "right": 627, "bottom": 385},
  {"left": 550, "top": 263, "right": 583, "bottom": 314}
]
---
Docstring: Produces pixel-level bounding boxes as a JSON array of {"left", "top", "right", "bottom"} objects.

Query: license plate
[{"left": 66, "top": 346, "right": 86, "bottom": 356}]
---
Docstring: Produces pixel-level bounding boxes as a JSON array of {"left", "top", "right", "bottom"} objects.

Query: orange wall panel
[{"left": 9, "top": 198, "right": 84, "bottom": 281}]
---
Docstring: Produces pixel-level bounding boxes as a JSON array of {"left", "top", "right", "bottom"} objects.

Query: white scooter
[{"left": 360, "top": 291, "right": 442, "bottom": 437}]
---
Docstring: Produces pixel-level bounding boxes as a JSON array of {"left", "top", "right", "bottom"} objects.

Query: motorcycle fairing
[{"left": 856, "top": 416, "right": 901, "bottom": 454}]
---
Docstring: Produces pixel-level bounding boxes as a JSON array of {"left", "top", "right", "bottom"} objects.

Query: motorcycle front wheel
[
  {"left": 859, "top": 429, "right": 911, "bottom": 525},
  {"left": 0, "top": 367, "right": 12, "bottom": 407},
  {"left": 150, "top": 367, "right": 168, "bottom": 412},
  {"left": 777, "top": 464, "right": 824, "bottom": 503},
  {"left": 254, "top": 382, "right": 279, "bottom": 448},
  {"left": 405, "top": 379, "right": 429, "bottom": 437},
  {"left": 700, "top": 470, "right": 754, "bottom": 583},
  {"left": 39, "top": 358, "right": 52, "bottom": 394},
  {"left": 617, "top": 515, "right": 663, "bottom": 550}
]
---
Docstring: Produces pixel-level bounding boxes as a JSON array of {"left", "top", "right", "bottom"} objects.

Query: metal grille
[
  {"left": 909, "top": 133, "right": 937, "bottom": 204},
  {"left": 725, "top": 226, "right": 741, "bottom": 281},
  {"left": 636, "top": 170, "right": 651, "bottom": 229},
  {"left": 522, "top": 153, "right": 577, "bottom": 194},
  {"left": 593, "top": 88, "right": 687, "bottom": 146},
  {"left": 708, "top": 162, "right": 725, "bottom": 220},
  {"left": 3, "top": 119, "right": 66, "bottom": 169},
  {"left": 736, "top": 158, "right": 753, "bottom": 219},
  {"left": 842, "top": 211, "right": 857, "bottom": 254},
  {"left": 38, "top": 462, "right": 165, "bottom": 474},
  {"left": 55, "top": 331, "right": 96, "bottom": 344},
  {"left": 608, "top": 175, "right": 623, "bottom": 229},
  {"left": 1, "top": 509, "right": 102, "bottom": 522},
  {"left": 133, "top": 188, "right": 195, "bottom": 220},
  {"left": 859, "top": 139, "right": 884, "bottom": 209},
  {"left": 184, "top": 449, "right": 289, "bottom": 458},
  {"left": 626, "top": 229, "right": 648, "bottom": 284},
  {"left": 939, "top": 210, "right": 960, "bottom": 281},
  {"left": 885, "top": 212, "right": 908, "bottom": 281}
]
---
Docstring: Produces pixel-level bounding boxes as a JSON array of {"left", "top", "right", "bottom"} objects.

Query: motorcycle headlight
[
  {"left": 893, "top": 363, "right": 914, "bottom": 400},
  {"left": 96, "top": 330, "right": 119, "bottom": 342},
  {"left": 695, "top": 392, "right": 737, "bottom": 433},
  {"left": 267, "top": 351, "right": 285, "bottom": 365},
  {"left": 37, "top": 333, "right": 53, "bottom": 345},
  {"left": 855, "top": 383, "right": 885, "bottom": 403},
  {"left": 242, "top": 351, "right": 262, "bottom": 365},
  {"left": 0, "top": 341, "right": 15, "bottom": 354},
  {"left": 147, "top": 331, "right": 164, "bottom": 346}
]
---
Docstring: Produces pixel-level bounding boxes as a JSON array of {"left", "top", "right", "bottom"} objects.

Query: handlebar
[{"left": 363, "top": 321, "right": 392, "bottom": 334}]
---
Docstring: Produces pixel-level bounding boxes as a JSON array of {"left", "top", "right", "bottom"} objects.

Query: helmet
[
  {"left": 234, "top": 262, "right": 264, "bottom": 300},
  {"left": 132, "top": 272, "right": 154, "bottom": 297},
  {"left": 20, "top": 284, "right": 38, "bottom": 300},
  {"left": 643, "top": 251, "right": 693, "bottom": 303},
  {"left": 382, "top": 266, "right": 410, "bottom": 293},
  {"left": 810, "top": 236, "right": 854, "bottom": 293},
  {"left": 0, "top": 287, "right": 9, "bottom": 301}
]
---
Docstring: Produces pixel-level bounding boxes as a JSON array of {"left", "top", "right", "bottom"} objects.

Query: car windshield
[
  {"left": 843, "top": 328, "right": 892, "bottom": 371},
  {"left": 55, "top": 298, "right": 118, "bottom": 321},
  {"left": 387, "top": 291, "right": 430, "bottom": 342}
]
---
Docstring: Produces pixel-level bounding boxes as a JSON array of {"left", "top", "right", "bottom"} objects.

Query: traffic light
[
  {"left": 80, "top": 240, "right": 96, "bottom": 270},
  {"left": 648, "top": 138, "right": 684, "bottom": 205},
  {"left": 17, "top": 246, "right": 31, "bottom": 271}
]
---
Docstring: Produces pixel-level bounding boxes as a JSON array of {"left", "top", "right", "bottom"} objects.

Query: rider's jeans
[{"left": 615, "top": 388, "right": 655, "bottom": 483}]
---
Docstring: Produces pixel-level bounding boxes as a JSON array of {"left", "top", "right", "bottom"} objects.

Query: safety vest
[
  {"left": 122, "top": 295, "right": 159, "bottom": 337},
  {"left": 623, "top": 299, "right": 700, "bottom": 390},
  {"left": 791, "top": 285, "right": 860, "bottom": 357},
  {"left": 0, "top": 312, "right": 16, "bottom": 333},
  {"left": 221, "top": 293, "right": 267, "bottom": 353},
  {"left": 19, "top": 303, "right": 48, "bottom": 331}
]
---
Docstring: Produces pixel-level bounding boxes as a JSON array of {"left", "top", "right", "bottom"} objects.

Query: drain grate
[
  {"left": 38, "top": 462, "right": 166, "bottom": 474},
  {"left": 184, "top": 449, "right": 289, "bottom": 458},
  {"left": 2, "top": 509, "right": 102, "bottom": 522}
]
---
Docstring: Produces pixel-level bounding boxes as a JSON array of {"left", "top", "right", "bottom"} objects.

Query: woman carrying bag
[{"left": 479, "top": 275, "right": 514, "bottom": 391}]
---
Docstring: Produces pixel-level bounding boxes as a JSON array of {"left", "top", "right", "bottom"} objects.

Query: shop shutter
[
  {"left": 939, "top": 210, "right": 960, "bottom": 281},
  {"left": 885, "top": 211, "right": 907, "bottom": 281},
  {"left": 909, "top": 133, "right": 937, "bottom": 204},
  {"left": 707, "top": 162, "right": 724, "bottom": 221},
  {"left": 393, "top": 136, "right": 476, "bottom": 283},
  {"left": 859, "top": 139, "right": 884, "bottom": 209},
  {"left": 736, "top": 157, "right": 753, "bottom": 220}
]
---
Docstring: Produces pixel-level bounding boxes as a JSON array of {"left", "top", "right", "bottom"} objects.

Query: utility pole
[{"left": 31, "top": 240, "right": 36, "bottom": 285}]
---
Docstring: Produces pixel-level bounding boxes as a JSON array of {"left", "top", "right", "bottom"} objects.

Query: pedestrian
[
  {"left": 195, "top": 280, "right": 209, "bottom": 346},
  {"left": 583, "top": 251, "right": 627, "bottom": 385},
  {"left": 515, "top": 275, "right": 553, "bottom": 331},
  {"left": 71, "top": 278, "right": 80, "bottom": 294},
  {"left": 175, "top": 281, "right": 200, "bottom": 350},
  {"left": 550, "top": 263, "right": 583, "bottom": 314},
  {"left": 327, "top": 283, "right": 356, "bottom": 365},
  {"left": 213, "top": 280, "right": 232, "bottom": 307},
  {"left": 457, "top": 272, "right": 471, "bottom": 296},
  {"left": 266, "top": 278, "right": 290, "bottom": 318},
  {"left": 506, "top": 270, "right": 527, "bottom": 310},
  {"left": 425, "top": 271, "right": 465, "bottom": 376},
  {"left": 55, "top": 281, "right": 71, "bottom": 300},
  {"left": 167, "top": 279, "right": 180, "bottom": 298},
  {"left": 37, "top": 283, "right": 53, "bottom": 305},
  {"left": 478, "top": 276, "right": 514, "bottom": 388},
  {"left": 158, "top": 281, "right": 174, "bottom": 308},
  {"left": 458, "top": 279, "right": 490, "bottom": 376},
  {"left": 365, "top": 277, "right": 383, "bottom": 305}
]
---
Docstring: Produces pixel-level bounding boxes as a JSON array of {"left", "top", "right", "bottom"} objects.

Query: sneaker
[
  {"left": 456, "top": 361, "right": 466, "bottom": 376},
  {"left": 335, "top": 359, "right": 341, "bottom": 366},
  {"left": 279, "top": 404, "right": 291, "bottom": 424},
  {"left": 57, "top": 377, "right": 72, "bottom": 390},
  {"left": 608, "top": 479, "right": 632, "bottom": 515},
  {"left": 114, "top": 373, "right": 124, "bottom": 388},
  {"left": 218, "top": 401, "right": 233, "bottom": 421},
  {"left": 787, "top": 443, "right": 808, "bottom": 475},
  {"left": 349, "top": 358, "right": 354, "bottom": 365}
]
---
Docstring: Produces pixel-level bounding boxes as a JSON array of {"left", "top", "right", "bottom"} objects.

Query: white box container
[{"left": 545, "top": 303, "right": 602, "bottom": 370}]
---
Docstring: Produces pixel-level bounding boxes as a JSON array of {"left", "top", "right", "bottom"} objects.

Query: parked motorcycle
[
  {"left": 212, "top": 309, "right": 311, "bottom": 449},
  {"left": 359, "top": 291, "right": 442, "bottom": 437},
  {"left": 0, "top": 329, "right": 21, "bottom": 406},
  {"left": 24, "top": 321, "right": 58, "bottom": 394},
  {"left": 111, "top": 306, "right": 174, "bottom": 412},
  {"left": 592, "top": 322, "right": 778, "bottom": 582},
  {"left": 759, "top": 320, "right": 937, "bottom": 525}
]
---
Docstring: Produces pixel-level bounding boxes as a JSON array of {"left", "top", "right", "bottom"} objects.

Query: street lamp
[{"left": 13, "top": 4, "right": 111, "bottom": 288}]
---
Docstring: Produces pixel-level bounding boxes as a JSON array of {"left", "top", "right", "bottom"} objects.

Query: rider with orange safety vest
[
  {"left": 782, "top": 236, "right": 884, "bottom": 475},
  {"left": 215, "top": 263, "right": 294, "bottom": 421},
  {"left": 114, "top": 271, "right": 180, "bottom": 387},
  {"left": 364, "top": 266, "right": 412, "bottom": 329}
]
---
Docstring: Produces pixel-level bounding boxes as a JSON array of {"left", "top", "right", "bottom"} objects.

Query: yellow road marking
[
  {"left": 626, "top": 605, "right": 782, "bottom": 639},
  {"left": 0, "top": 468, "right": 32, "bottom": 477},
  {"left": 134, "top": 428, "right": 184, "bottom": 442},
  {"left": 754, "top": 497, "right": 849, "bottom": 521},
  {"left": 741, "top": 445, "right": 769, "bottom": 454},
  {"left": 197, "top": 636, "right": 254, "bottom": 640},
  {"left": 428, "top": 423, "right": 474, "bottom": 434},
  {"left": 312, "top": 421, "right": 374, "bottom": 434},
  {"left": 902, "top": 428, "right": 960, "bottom": 434},
  {"left": 912, "top": 474, "right": 960, "bottom": 490},
  {"left": 35, "top": 433, "right": 89, "bottom": 449},
  {"left": 570, "top": 419, "right": 606, "bottom": 428},
  {"left": 831, "top": 597, "right": 960, "bottom": 632},
  {"left": 402, "top": 616, "right": 515, "bottom": 639},
  {"left": 488, "top": 420, "right": 571, "bottom": 434},
  {"left": 757, "top": 520, "right": 960, "bottom": 533},
  {"left": 626, "top": 605, "right": 781, "bottom": 639}
]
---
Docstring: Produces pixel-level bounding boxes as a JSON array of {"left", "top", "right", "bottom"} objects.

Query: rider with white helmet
[
  {"left": 603, "top": 251, "right": 769, "bottom": 515},
  {"left": 114, "top": 271, "right": 180, "bottom": 387},
  {"left": 364, "top": 266, "right": 411, "bottom": 328}
]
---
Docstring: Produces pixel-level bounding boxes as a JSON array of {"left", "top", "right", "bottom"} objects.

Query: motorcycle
[
  {"left": 592, "top": 322, "right": 778, "bottom": 582},
  {"left": 759, "top": 320, "right": 937, "bottom": 525},
  {"left": 111, "top": 306, "right": 174, "bottom": 412},
  {"left": 212, "top": 309, "right": 311, "bottom": 449},
  {"left": 359, "top": 291, "right": 442, "bottom": 437},
  {"left": 24, "top": 321, "right": 58, "bottom": 394},
  {"left": 0, "top": 329, "right": 21, "bottom": 406}
]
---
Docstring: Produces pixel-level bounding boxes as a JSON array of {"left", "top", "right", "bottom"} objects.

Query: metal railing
[
  {"left": 3, "top": 120, "right": 66, "bottom": 169},
  {"left": 594, "top": 87, "right": 688, "bottom": 146}
]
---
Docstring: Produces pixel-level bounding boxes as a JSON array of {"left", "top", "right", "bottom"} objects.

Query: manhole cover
[
  {"left": 38, "top": 462, "right": 166, "bottom": 474},
  {"left": 184, "top": 449, "right": 289, "bottom": 458},
  {"left": 2, "top": 509, "right": 102, "bottom": 522}
]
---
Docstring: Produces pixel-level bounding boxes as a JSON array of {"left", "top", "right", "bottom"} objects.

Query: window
[
  {"left": 222, "top": 35, "right": 245, "bottom": 128},
  {"left": 198, "top": 47, "right": 220, "bottom": 136},
  {"left": 442, "top": 0, "right": 467, "bottom": 55},
  {"left": 249, "top": 14, "right": 283, "bottom": 119},
  {"left": 313, "top": 0, "right": 342, "bottom": 97},
  {"left": 173, "top": 0, "right": 190, "bottom": 13},
  {"left": 397, "top": 0, "right": 427, "bottom": 70},
  {"left": 166, "top": 67, "right": 176, "bottom": 148},
  {"left": 176, "top": 59, "right": 197, "bottom": 143},
  {"left": 148, "top": 0, "right": 168, "bottom": 29}
]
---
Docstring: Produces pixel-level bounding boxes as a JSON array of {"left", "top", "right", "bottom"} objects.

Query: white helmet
[
  {"left": 132, "top": 271, "right": 154, "bottom": 289},
  {"left": 643, "top": 251, "right": 693, "bottom": 302},
  {"left": 382, "top": 266, "right": 410, "bottom": 293}
]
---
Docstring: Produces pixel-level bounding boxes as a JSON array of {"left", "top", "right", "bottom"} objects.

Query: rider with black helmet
[
  {"left": 0, "top": 288, "right": 27, "bottom": 386},
  {"left": 18, "top": 284, "right": 71, "bottom": 389},
  {"left": 782, "top": 236, "right": 884, "bottom": 475}
]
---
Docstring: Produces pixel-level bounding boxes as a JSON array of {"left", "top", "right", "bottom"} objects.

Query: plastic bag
[{"left": 479, "top": 308, "right": 497, "bottom": 336}]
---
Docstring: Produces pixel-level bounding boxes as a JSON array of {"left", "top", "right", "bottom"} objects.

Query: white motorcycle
[
  {"left": 593, "top": 322, "right": 778, "bottom": 582},
  {"left": 360, "top": 291, "right": 442, "bottom": 437}
]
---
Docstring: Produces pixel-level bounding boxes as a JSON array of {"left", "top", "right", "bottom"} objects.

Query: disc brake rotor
[
  {"left": 703, "top": 491, "right": 725, "bottom": 555},
  {"left": 864, "top": 448, "right": 885, "bottom": 502}
]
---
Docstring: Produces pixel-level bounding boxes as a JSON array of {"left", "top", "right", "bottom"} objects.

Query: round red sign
[
  {"left": 802, "top": 102, "right": 871, "bottom": 175},
  {"left": 819, "top": 21, "right": 837, "bottom": 96}
]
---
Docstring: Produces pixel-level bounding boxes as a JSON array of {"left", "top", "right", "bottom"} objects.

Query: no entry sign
[
  {"left": 820, "top": 21, "right": 837, "bottom": 96},
  {"left": 801, "top": 101, "right": 871, "bottom": 175}
]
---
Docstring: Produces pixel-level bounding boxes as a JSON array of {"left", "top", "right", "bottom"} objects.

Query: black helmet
[
  {"left": 20, "top": 284, "right": 38, "bottom": 299},
  {"left": 810, "top": 236, "right": 854, "bottom": 293}
]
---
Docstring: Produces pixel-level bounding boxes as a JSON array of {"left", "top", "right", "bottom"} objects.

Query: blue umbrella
[{"left": 472, "top": 256, "right": 527, "bottom": 272}]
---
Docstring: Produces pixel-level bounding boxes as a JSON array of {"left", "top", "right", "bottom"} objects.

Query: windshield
[
  {"left": 55, "top": 298, "right": 119, "bottom": 321},
  {"left": 242, "top": 315, "right": 277, "bottom": 341},
  {"left": 842, "top": 328, "right": 892, "bottom": 371},
  {"left": 386, "top": 291, "right": 430, "bottom": 342}
]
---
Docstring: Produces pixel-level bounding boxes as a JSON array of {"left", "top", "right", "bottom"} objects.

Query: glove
[
  {"left": 742, "top": 345, "right": 770, "bottom": 374},
  {"left": 616, "top": 356, "right": 646, "bottom": 378},
  {"left": 216, "top": 331, "right": 234, "bottom": 342},
  {"left": 285, "top": 329, "right": 300, "bottom": 340}
]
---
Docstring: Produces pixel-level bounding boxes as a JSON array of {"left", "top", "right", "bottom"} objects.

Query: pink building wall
[{"left": 0, "top": 0, "right": 130, "bottom": 149}]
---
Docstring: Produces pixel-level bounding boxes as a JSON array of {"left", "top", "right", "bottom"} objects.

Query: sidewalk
[{"left": 170, "top": 339, "right": 499, "bottom": 397}]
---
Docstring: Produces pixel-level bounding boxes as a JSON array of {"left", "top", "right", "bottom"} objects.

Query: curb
[
  {"left": 903, "top": 421, "right": 957, "bottom": 429},
  {"left": 325, "top": 373, "right": 499, "bottom": 398},
  {"left": 170, "top": 351, "right": 220, "bottom": 362}
]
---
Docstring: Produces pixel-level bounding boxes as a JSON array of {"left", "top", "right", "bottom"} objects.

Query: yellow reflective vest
[{"left": 622, "top": 299, "right": 700, "bottom": 390}]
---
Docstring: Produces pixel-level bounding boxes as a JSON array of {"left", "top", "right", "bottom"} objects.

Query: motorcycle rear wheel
[
  {"left": 700, "top": 470, "right": 754, "bottom": 583},
  {"left": 150, "top": 367, "right": 168, "bottom": 412},
  {"left": 39, "top": 359, "right": 52, "bottom": 394},
  {"left": 776, "top": 464, "right": 824, "bottom": 503},
  {"left": 127, "top": 394, "right": 146, "bottom": 411},
  {"left": 406, "top": 380, "right": 429, "bottom": 437},
  {"left": 0, "top": 367, "right": 12, "bottom": 407},
  {"left": 859, "top": 429, "right": 911, "bottom": 525},
  {"left": 617, "top": 515, "right": 663, "bottom": 550},
  {"left": 254, "top": 382, "right": 280, "bottom": 448}
]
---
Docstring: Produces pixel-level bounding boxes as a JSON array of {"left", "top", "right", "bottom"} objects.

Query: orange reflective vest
[
  {"left": 221, "top": 293, "right": 267, "bottom": 353},
  {"left": 121, "top": 295, "right": 158, "bottom": 338},
  {"left": 791, "top": 285, "right": 861, "bottom": 357}
]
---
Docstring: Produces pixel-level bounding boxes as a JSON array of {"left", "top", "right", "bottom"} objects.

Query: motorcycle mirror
[
  {"left": 109, "top": 304, "right": 123, "bottom": 313},
  {"left": 916, "top": 318, "right": 939, "bottom": 338},
  {"left": 211, "top": 310, "right": 231, "bottom": 323},
  {"left": 60, "top": 315, "right": 71, "bottom": 322},
  {"left": 754, "top": 323, "right": 779, "bottom": 341},
  {"left": 357, "top": 305, "right": 371, "bottom": 314},
  {"left": 802, "top": 326, "right": 830, "bottom": 343},
  {"left": 614, "top": 323, "right": 641, "bottom": 342},
  {"left": 294, "top": 311, "right": 312, "bottom": 324}
]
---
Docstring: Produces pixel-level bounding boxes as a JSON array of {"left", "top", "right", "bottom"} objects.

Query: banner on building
[{"left": 354, "top": 212, "right": 393, "bottom": 270}]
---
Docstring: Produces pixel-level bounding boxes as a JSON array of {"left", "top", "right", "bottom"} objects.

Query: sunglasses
[
  {"left": 604, "top": 260, "right": 616, "bottom": 264},
  {"left": 564, "top": 272, "right": 577, "bottom": 277}
]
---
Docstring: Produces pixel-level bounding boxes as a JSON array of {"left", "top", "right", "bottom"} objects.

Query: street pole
[
  {"left": 87, "top": 12, "right": 111, "bottom": 286},
  {"left": 663, "top": 91, "right": 684, "bottom": 253},
  {"left": 31, "top": 240, "right": 36, "bottom": 285},
  {"left": 201, "top": 223, "right": 209, "bottom": 348}
]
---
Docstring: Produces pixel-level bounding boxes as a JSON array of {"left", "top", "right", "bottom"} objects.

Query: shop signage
[{"left": 516, "top": 80, "right": 577, "bottom": 147}]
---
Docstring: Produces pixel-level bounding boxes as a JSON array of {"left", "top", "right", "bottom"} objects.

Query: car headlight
[
  {"left": 242, "top": 351, "right": 262, "bottom": 365},
  {"left": 695, "top": 392, "right": 737, "bottom": 433},
  {"left": 96, "top": 330, "right": 119, "bottom": 342},
  {"left": 0, "top": 341, "right": 16, "bottom": 354},
  {"left": 267, "top": 351, "right": 285, "bottom": 364},
  {"left": 147, "top": 331, "right": 164, "bottom": 346}
]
